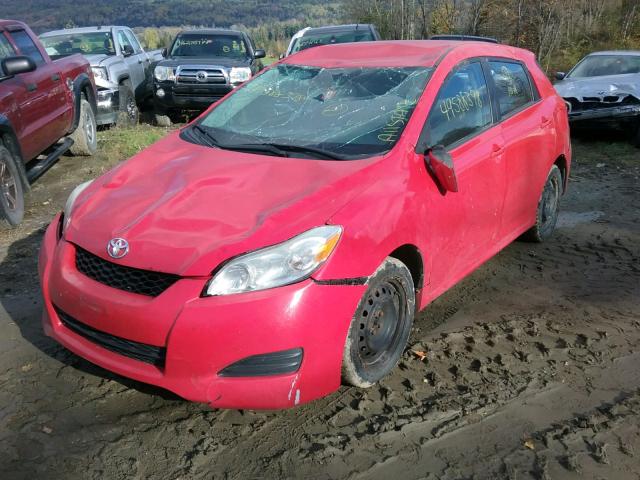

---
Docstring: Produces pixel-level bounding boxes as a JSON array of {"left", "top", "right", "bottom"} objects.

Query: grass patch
[
  {"left": 96, "top": 125, "right": 172, "bottom": 168},
  {"left": 263, "top": 55, "right": 279, "bottom": 65},
  {"left": 572, "top": 133, "right": 639, "bottom": 168}
]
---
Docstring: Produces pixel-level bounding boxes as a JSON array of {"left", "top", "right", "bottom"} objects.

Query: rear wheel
[
  {"left": 0, "top": 146, "right": 25, "bottom": 227},
  {"left": 342, "top": 258, "right": 415, "bottom": 388},
  {"left": 116, "top": 81, "right": 139, "bottom": 127},
  {"left": 522, "top": 164, "right": 562, "bottom": 242},
  {"left": 69, "top": 98, "right": 97, "bottom": 156}
]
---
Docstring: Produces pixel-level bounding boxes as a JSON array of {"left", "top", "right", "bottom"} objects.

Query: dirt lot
[{"left": 1, "top": 128, "right": 639, "bottom": 480}]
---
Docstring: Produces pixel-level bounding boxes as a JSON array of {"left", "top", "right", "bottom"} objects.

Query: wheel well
[
  {"left": 555, "top": 155, "right": 568, "bottom": 193},
  {"left": 389, "top": 244, "right": 423, "bottom": 290}
]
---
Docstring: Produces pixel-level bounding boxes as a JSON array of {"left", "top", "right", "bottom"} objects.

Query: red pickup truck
[{"left": 1, "top": 19, "right": 98, "bottom": 227}]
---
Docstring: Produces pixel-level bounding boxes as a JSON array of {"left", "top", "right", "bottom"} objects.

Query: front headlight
[
  {"left": 91, "top": 66, "right": 108, "bottom": 81},
  {"left": 63, "top": 180, "right": 92, "bottom": 232},
  {"left": 205, "top": 225, "right": 342, "bottom": 296},
  {"left": 154, "top": 65, "right": 176, "bottom": 82},
  {"left": 229, "top": 67, "right": 252, "bottom": 85}
]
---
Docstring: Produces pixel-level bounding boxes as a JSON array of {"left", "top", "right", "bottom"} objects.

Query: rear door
[
  {"left": 117, "top": 29, "right": 145, "bottom": 98},
  {"left": 486, "top": 59, "right": 554, "bottom": 239},
  {"left": 419, "top": 60, "right": 506, "bottom": 289},
  {"left": 8, "top": 28, "right": 69, "bottom": 160}
]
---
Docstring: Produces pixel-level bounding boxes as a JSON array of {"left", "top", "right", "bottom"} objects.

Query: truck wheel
[
  {"left": 116, "top": 81, "right": 139, "bottom": 127},
  {"left": 522, "top": 164, "right": 562, "bottom": 243},
  {"left": 342, "top": 258, "right": 416, "bottom": 388},
  {"left": 69, "top": 98, "right": 97, "bottom": 156},
  {"left": 0, "top": 146, "right": 25, "bottom": 227}
]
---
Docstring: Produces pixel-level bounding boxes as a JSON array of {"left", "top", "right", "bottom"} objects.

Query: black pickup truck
[{"left": 152, "top": 29, "right": 265, "bottom": 124}]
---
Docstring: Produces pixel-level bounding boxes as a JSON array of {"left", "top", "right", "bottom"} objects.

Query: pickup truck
[
  {"left": 1, "top": 19, "right": 97, "bottom": 227},
  {"left": 152, "top": 29, "right": 265, "bottom": 125},
  {"left": 40, "top": 26, "right": 163, "bottom": 127}
]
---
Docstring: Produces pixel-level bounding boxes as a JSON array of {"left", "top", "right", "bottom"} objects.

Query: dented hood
[
  {"left": 65, "top": 131, "right": 379, "bottom": 277},
  {"left": 554, "top": 73, "right": 640, "bottom": 100}
]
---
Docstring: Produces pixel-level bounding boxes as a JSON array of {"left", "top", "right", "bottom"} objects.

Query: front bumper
[
  {"left": 95, "top": 88, "right": 119, "bottom": 126},
  {"left": 153, "top": 81, "right": 232, "bottom": 112},
  {"left": 39, "top": 214, "right": 366, "bottom": 409},
  {"left": 567, "top": 103, "right": 640, "bottom": 123}
]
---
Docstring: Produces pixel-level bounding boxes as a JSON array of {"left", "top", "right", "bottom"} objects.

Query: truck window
[
  {"left": 10, "top": 30, "right": 45, "bottom": 66},
  {"left": 117, "top": 30, "right": 134, "bottom": 54},
  {"left": 0, "top": 33, "right": 17, "bottom": 75},
  {"left": 124, "top": 30, "right": 143, "bottom": 54},
  {"left": 424, "top": 62, "right": 492, "bottom": 148}
]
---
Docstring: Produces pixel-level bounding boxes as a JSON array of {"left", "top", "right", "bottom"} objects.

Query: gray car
[
  {"left": 554, "top": 50, "right": 640, "bottom": 146},
  {"left": 40, "top": 26, "right": 163, "bottom": 126}
]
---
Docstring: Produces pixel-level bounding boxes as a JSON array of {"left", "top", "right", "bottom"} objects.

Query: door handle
[
  {"left": 51, "top": 74, "right": 60, "bottom": 81},
  {"left": 26, "top": 83, "right": 37, "bottom": 92}
]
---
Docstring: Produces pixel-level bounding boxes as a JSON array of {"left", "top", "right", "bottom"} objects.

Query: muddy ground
[{"left": 1, "top": 130, "right": 639, "bottom": 480}]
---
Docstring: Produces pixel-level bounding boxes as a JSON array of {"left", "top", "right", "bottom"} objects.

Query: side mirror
[
  {"left": 555, "top": 72, "right": 566, "bottom": 81},
  {"left": 254, "top": 49, "right": 266, "bottom": 59},
  {"left": 425, "top": 145, "right": 458, "bottom": 193},
  {"left": 1, "top": 56, "right": 36, "bottom": 76},
  {"left": 122, "top": 44, "right": 134, "bottom": 57},
  {"left": 161, "top": 47, "right": 167, "bottom": 57}
]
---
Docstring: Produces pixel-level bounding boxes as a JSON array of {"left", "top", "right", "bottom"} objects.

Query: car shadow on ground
[{"left": 0, "top": 227, "right": 182, "bottom": 401}]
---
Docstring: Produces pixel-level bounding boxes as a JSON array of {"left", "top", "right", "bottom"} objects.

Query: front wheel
[
  {"left": 522, "top": 164, "right": 562, "bottom": 242},
  {"left": 342, "top": 257, "right": 415, "bottom": 388},
  {"left": 0, "top": 146, "right": 25, "bottom": 228},
  {"left": 116, "top": 82, "right": 139, "bottom": 127}
]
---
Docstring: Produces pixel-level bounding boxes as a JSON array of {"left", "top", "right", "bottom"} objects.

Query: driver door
[{"left": 418, "top": 59, "right": 506, "bottom": 292}]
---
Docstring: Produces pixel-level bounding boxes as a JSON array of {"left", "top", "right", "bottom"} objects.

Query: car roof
[
  {"left": 283, "top": 39, "right": 529, "bottom": 68},
  {"left": 40, "top": 26, "right": 127, "bottom": 36},
  {"left": 301, "top": 24, "right": 374, "bottom": 35},
  {"left": 0, "top": 19, "right": 29, "bottom": 30},
  {"left": 177, "top": 29, "right": 244, "bottom": 36},
  {"left": 587, "top": 50, "right": 640, "bottom": 56}
]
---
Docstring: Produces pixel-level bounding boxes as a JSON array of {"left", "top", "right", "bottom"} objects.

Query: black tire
[
  {"left": 342, "top": 257, "right": 416, "bottom": 388},
  {"left": 522, "top": 164, "right": 562, "bottom": 243},
  {"left": 69, "top": 98, "right": 97, "bottom": 156},
  {"left": 0, "top": 146, "right": 25, "bottom": 228},
  {"left": 116, "top": 81, "right": 139, "bottom": 127},
  {"left": 632, "top": 121, "right": 640, "bottom": 148}
]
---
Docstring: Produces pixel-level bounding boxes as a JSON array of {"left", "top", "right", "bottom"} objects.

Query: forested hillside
[{"left": 0, "top": 0, "right": 341, "bottom": 32}]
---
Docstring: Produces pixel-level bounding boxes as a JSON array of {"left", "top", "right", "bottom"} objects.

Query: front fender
[{"left": 71, "top": 73, "right": 98, "bottom": 132}]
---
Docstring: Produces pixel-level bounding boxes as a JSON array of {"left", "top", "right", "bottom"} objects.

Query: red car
[{"left": 39, "top": 40, "right": 571, "bottom": 409}]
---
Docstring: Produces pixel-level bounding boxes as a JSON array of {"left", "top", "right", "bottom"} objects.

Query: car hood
[
  {"left": 554, "top": 73, "right": 640, "bottom": 99},
  {"left": 66, "top": 131, "right": 380, "bottom": 277},
  {"left": 84, "top": 53, "right": 117, "bottom": 67},
  {"left": 158, "top": 56, "right": 252, "bottom": 69}
]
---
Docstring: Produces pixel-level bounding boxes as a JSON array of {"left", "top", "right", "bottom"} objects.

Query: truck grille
[
  {"left": 55, "top": 306, "right": 166, "bottom": 367},
  {"left": 75, "top": 246, "right": 180, "bottom": 297},
  {"left": 176, "top": 66, "right": 227, "bottom": 85}
]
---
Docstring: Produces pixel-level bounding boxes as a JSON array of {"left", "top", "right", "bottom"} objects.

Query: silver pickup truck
[{"left": 40, "top": 26, "right": 163, "bottom": 126}]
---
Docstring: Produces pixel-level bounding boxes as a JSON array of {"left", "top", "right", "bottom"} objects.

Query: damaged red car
[{"left": 39, "top": 39, "right": 571, "bottom": 409}]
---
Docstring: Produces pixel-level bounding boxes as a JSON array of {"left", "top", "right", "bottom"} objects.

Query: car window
[
  {"left": 170, "top": 34, "right": 248, "bottom": 58},
  {"left": 291, "top": 30, "right": 375, "bottom": 54},
  {"left": 425, "top": 62, "right": 492, "bottom": 148},
  {"left": 117, "top": 30, "right": 133, "bottom": 53},
  {"left": 0, "top": 33, "right": 17, "bottom": 75},
  {"left": 124, "top": 30, "right": 142, "bottom": 54},
  {"left": 10, "top": 30, "right": 45, "bottom": 66},
  {"left": 569, "top": 54, "right": 640, "bottom": 77},
  {"left": 488, "top": 61, "right": 534, "bottom": 117}
]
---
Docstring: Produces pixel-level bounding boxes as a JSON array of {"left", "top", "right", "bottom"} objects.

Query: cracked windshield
[{"left": 197, "top": 64, "right": 431, "bottom": 158}]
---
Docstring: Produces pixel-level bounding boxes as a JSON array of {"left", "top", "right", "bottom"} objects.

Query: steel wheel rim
[
  {"left": 357, "top": 279, "right": 407, "bottom": 366},
  {"left": 0, "top": 158, "right": 18, "bottom": 211},
  {"left": 541, "top": 174, "right": 560, "bottom": 228},
  {"left": 84, "top": 108, "right": 95, "bottom": 144},
  {"left": 127, "top": 98, "right": 137, "bottom": 121}
]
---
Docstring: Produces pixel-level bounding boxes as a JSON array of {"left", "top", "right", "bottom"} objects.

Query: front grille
[
  {"left": 55, "top": 306, "right": 166, "bottom": 367},
  {"left": 565, "top": 94, "right": 640, "bottom": 112},
  {"left": 75, "top": 246, "right": 180, "bottom": 297},
  {"left": 176, "top": 67, "right": 227, "bottom": 85}
]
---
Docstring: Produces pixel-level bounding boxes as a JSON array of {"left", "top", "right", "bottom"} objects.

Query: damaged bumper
[
  {"left": 94, "top": 78, "right": 120, "bottom": 126},
  {"left": 39, "top": 214, "right": 366, "bottom": 409},
  {"left": 566, "top": 103, "right": 640, "bottom": 122}
]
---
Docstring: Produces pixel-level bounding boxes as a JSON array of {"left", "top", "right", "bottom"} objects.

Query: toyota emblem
[
  {"left": 107, "top": 238, "right": 129, "bottom": 259},
  {"left": 196, "top": 70, "right": 208, "bottom": 82}
]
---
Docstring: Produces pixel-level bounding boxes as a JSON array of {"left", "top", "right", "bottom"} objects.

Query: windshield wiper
[
  {"left": 188, "top": 124, "right": 220, "bottom": 147},
  {"left": 223, "top": 142, "right": 346, "bottom": 160}
]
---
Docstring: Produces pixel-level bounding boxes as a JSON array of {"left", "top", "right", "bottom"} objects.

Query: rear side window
[
  {"left": 10, "top": 30, "right": 45, "bottom": 66},
  {"left": 424, "top": 62, "right": 492, "bottom": 148},
  {"left": 488, "top": 61, "right": 534, "bottom": 117},
  {"left": 0, "top": 33, "right": 17, "bottom": 75}
]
